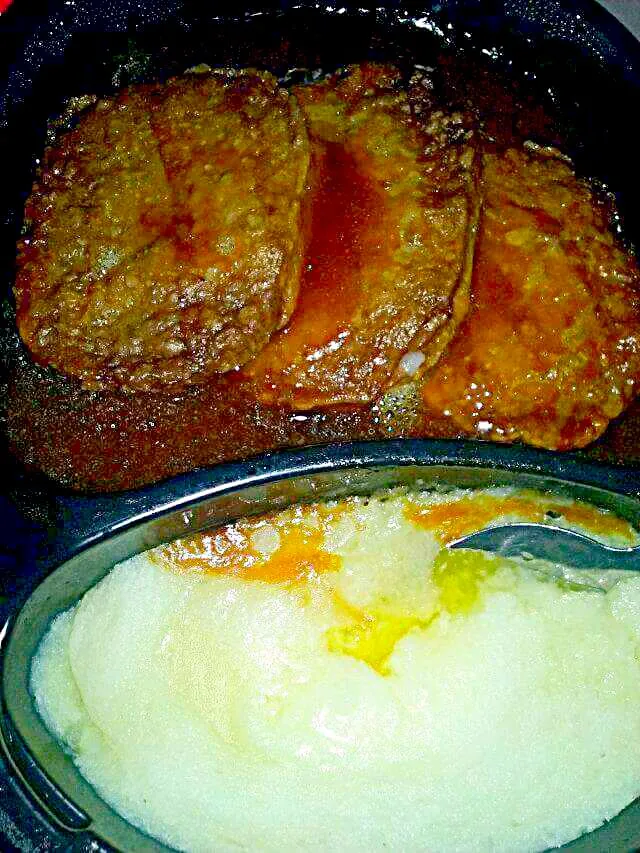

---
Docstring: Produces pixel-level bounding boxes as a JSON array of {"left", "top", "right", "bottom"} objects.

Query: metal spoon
[{"left": 448, "top": 523, "right": 640, "bottom": 572}]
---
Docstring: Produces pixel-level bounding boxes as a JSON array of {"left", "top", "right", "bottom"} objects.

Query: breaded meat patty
[
  {"left": 245, "top": 64, "right": 480, "bottom": 407},
  {"left": 14, "top": 69, "right": 310, "bottom": 391},
  {"left": 422, "top": 146, "right": 640, "bottom": 449}
]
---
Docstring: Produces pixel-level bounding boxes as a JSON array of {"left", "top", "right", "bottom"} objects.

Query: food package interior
[
  {"left": 30, "top": 484, "right": 640, "bottom": 852},
  {"left": 4, "top": 16, "right": 640, "bottom": 491}
]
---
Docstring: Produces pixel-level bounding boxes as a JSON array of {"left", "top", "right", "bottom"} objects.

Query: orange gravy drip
[
  {"left": 405, "top": 493, "right": 635, "bottom": 543},
  {"left": 291, "top": 142, "right": 375, "bottom": 345},
  {"left": 251, "top": 525, "right": 341, "bottom": 583},
  {"left": 246, "top": 141, "right": 382, "bottom": 395},
  {"left": 160, "top": 519, "right": 341, "bottom": 585}
]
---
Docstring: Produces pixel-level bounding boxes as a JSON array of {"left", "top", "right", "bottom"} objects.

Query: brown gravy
[{"left": 6, "top": 54, "right": 640, "bottom": 492}]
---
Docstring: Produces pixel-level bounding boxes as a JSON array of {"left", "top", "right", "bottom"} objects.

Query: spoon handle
[{"left": 449, "top": 523, "right": 640, "bottom": 572}]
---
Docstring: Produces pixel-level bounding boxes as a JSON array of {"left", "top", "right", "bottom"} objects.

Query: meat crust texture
[
  {"left": 244, "top": 63, "right": 480, "bottom": 407},
  {"left": 421, "top": 146, "right": 640, "bottom": 449},
  {"left": 14, "top": 69, "right": 310, "bottom": 391},
  {"left": 8, "top": 63, "right": 640, "bottom": 492}
]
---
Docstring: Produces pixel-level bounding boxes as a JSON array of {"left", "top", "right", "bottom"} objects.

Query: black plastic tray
[{"left": 2, "top": 1, "right": 640, "bottom": 849}]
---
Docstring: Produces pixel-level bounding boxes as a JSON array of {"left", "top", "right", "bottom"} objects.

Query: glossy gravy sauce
[{"left": 6, "top": 54, "right": 640, "bottom": 491}]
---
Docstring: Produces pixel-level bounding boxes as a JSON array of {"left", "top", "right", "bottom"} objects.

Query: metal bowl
[{"left": 2, "top": 439, "right": 640, "bottom": 851}]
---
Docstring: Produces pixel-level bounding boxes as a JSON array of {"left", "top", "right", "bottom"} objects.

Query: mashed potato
[{"left": 31, "top": 487, "right": 640, "bottom": 852}]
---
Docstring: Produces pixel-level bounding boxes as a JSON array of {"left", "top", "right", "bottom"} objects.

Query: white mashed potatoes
[{"left": 31, "top": 487, "right": 640, "bottom": 852}]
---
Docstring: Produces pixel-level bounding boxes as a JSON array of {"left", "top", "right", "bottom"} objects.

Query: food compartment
[{"left": 3, "top": 450, "right": 640, "bottom": 851}]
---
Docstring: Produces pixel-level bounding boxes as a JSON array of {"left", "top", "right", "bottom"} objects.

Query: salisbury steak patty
[
  {"left": 14, "top": 69, "right": 310, "bottom": 391},
  {"left": 246, "top": 64, "right": 479, "bottom": 407},
  {"left": 422, "top": 146, "right": 640, "bottom": 449}
]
